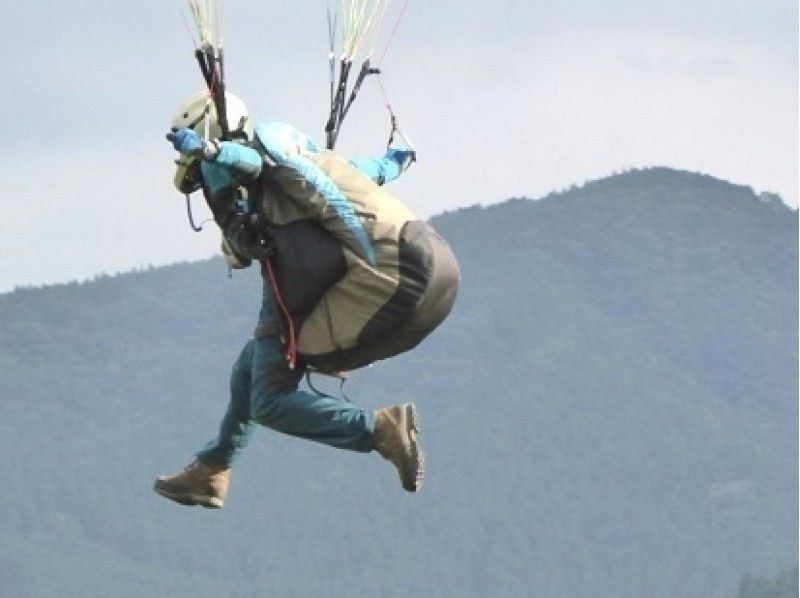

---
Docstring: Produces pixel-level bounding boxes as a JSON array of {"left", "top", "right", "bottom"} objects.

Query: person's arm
[
  {"left": 349, "top": 148, "right": 416, "bottom": 186},
  {"left": 168, "top": 129, "right": 269, "bottom": 262},
  {"left": 167, "top": 128, "right": 263, "bottom": 196},
  {"left": 194, "top": 139, "right": 263, "bottom": 200},
  {"left": 202, "top": 145, "right": 271, "bottom": 263}
]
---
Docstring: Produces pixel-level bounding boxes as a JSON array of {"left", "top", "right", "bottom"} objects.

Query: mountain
[{"left": 0, "top": 167, "right": 796, "bottom": 597}]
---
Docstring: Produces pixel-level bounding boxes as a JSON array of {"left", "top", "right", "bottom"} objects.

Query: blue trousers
[{"left": 197, "top": 336, "right": 376, "bottom": 468}]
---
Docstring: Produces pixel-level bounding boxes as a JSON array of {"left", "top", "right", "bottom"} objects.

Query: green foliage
[
  {"left": 0, "top": 168, "right": 796, "bottom": 597},
  {"left": 736, "top": 567, "right": 799, "bottom": 598}
]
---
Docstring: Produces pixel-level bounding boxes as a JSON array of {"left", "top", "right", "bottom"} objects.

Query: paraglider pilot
[{"left": 153, "top": 91, "right": 436, "bottom": 508}]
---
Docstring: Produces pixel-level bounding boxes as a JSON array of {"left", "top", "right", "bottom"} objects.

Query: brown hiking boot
[
  {"left": 153, "top": 460, "right": 230, "bottom": 509},
  {"left": 373, "top": 403, "right": 424, "bottom": 492}
]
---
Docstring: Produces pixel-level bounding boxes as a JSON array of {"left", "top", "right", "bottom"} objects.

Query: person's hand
[
  {"left": 166, "top": 128, "right": 206, "bottom": 157},
  {"left": 244, "top": 214, "right": 274, "bottom": 261},
  {"left": 221, "top": 236, "right": 252, "bottom": 270},
  {"left": 387, "top": 148, "right": 416, "bottom": 171}
]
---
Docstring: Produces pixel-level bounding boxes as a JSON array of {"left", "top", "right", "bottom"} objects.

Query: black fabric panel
[
  {"left": 249, "top": 170, "right": 347, "bottom": 322},
  {"left": 264, "top": 219, "right": 347, "bottom": 321},
  {"left": 356, "top": 221, "right": 432, "bottom": 346},
  {"left": 305, "top": 222, "right": 460, "bottom": 373}
]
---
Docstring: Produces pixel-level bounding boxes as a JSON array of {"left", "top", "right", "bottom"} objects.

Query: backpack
[{"left": 250, "top": 122, "right": 460, "bottom": 373}]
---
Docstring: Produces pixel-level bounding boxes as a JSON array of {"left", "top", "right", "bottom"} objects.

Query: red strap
[{"left": 262, "top": 260, "right": 297, "bottom": 370}]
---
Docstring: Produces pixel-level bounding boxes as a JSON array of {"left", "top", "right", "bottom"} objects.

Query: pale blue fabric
[
  {"left": 349, "top": 148, "right": 414, "bottom": 185},
  {"left": 254, "top": 121, "right": 322, "bottom": 154},
  {"left": 200, "top": 142, "right": 263, "bottom": 197}
]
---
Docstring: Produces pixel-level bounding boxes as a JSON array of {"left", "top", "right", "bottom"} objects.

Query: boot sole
[
  {"left": 403, "top": 403, "right": 424, "bottom": 493},
  {"left": 153, "top": 484, "right": 224, "bottom": 509}
]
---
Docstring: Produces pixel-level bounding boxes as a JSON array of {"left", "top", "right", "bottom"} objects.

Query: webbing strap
[
  {"left": 325, "top": 58, "right": 382, "bottom": 150},
  {"left": 194, "top": 48, "right": 230, "bottom": 140},
  {"left": 261, "top": 259, "right": 297, "bottom": 370}
]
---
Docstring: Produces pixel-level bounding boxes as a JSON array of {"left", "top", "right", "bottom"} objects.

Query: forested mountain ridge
[{"left": 1, "top": 167, "right": 796, "bottom": 597}]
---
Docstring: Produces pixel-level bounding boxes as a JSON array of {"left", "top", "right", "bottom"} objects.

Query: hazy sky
[{"left": 1, "top": 0, "right": 797, "bottom": 292}]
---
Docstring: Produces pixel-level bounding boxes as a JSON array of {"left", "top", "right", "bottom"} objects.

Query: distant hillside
[{"left": 0, "top": 168, "right": 796, "bottom": 598}]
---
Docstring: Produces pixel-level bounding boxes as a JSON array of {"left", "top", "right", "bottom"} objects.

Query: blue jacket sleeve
[
  {"left": 349, "top": 148, "right": 415, "bottom": 186},
  {"left": 200, "top": 142, "right": 266, "bottom": 264},
  {"left": 201, "top": 142, "right": 263, "bottom": 198}
]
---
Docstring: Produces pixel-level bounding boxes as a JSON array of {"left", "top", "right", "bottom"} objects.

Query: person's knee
[
  {"left": 229, "top": 340, "right": 255, "bottom": 393},
  {"left": 250, "top": 390, "right": 283, "bottom": 425},
  {"left": 248, "top": 339, "right": 304, "bottom": 425}
]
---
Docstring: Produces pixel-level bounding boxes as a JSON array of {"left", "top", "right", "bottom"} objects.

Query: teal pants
[{"left": 197, "top": 336, "right": 376, "bottom": 468}]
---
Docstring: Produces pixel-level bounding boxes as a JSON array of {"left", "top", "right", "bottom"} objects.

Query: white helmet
[
  {"left": 171, "top": 90, "right": 249, "bottom": 140},
  {"left": 171, "top": 91, "right": 249, "bottom": 193}
]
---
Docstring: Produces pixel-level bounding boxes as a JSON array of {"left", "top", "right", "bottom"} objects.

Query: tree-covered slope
[{"left": 1, "top": 168, "right": 796, "bottom": 597}]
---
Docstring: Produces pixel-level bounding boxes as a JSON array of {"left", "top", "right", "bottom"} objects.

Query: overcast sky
[{"left": 1, "top": 0, "right": 796, "bottom": 292}]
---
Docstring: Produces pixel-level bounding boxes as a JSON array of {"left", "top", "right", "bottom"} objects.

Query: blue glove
[
  {"left": 386, "top": 148, "right": 416, "bottom": 172},
  {"left": 166, "top": 128, "right": 206, "bottom": 157}
]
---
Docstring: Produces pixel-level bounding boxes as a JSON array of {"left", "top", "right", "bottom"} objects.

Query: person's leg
[
  {"left": 195, "top": 339, "right": 258, "bottom": 468},
  {"left": 155, "top": 335, "right": 421, "bottom": 507},
  {"left": 249, "top": 336, "right": 375, "bottom": 452},
  {"left": 154, "top": 339, "right": 258, "bottom": 508}
]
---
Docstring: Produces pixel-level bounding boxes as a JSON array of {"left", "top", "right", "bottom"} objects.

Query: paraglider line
[{"left": 377, "top": 0, "right": 410, "bottom": 67}]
